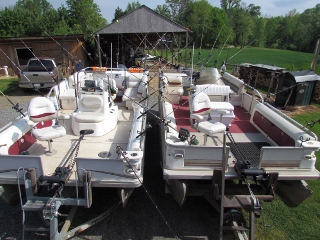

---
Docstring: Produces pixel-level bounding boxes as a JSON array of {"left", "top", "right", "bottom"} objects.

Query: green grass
[
  {"left": 252, "top": 105, "right": 320, "bottom": 239},
  {"left": 0, "top": 76, "right": 21, "bottom": 95},
  {"left": 149, "top": 46, "right": 319, "bottom": 74},
  {"left": 236, "top": 105, "right": 320, "bottom": 240},
  {"left": 256, "top": 105, "right": 320, "bottom": 239}
]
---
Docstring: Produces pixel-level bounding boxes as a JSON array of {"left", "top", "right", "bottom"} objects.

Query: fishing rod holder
[{"left": 136, "top": 123, "right": 152, "bottom": 138}]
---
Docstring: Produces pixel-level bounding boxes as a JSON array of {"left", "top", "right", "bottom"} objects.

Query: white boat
[
  {"left": 0, "top": 67, "right": 148, "bottom": 239},
  {"left": 159, "top": 67, "right": 320, "bottom": 224}
]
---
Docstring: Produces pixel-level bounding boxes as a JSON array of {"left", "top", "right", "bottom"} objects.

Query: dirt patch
[{"left": 283, "top": 105, "right": 320, "bottom": 117}]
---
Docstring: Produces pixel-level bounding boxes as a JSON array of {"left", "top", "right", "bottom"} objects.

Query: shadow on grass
[{"left": 1, "top": 78, "right": 49, "bottom": 96}]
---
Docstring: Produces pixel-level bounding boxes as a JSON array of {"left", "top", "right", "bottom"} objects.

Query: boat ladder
[{"left": 204, "top": 132, "right": 278, "bottom": 240}]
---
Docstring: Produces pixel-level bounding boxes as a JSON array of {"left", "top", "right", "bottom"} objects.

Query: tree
[
  {"left": 294, "top": 4, "right": 320, "bottom": 52},
  {"left": 13, "top": 0, "right": 58, "bottom": 36},
  {"left": 220, "top": 0, "right": 241, "bottom": 14},
  {"left": 0, "top": 7, "right": 25, "bottom": 37},
  {"left": 229, "top": 7, "right": 253, "bottom": 48},
  {"left": 66, "top": 0, "right": 107, "bottom": 39},
  {"left": 125, "top": 1, "right": 141, "bottom": 13},
  {"left": 184, "top": 0, "right": 227, "bottom": 48},
  {"left": 265, "top": 16, "right": 282, "bottom": 49},
  {"left": 154, "top": 4, "right": 171, "bottom": 19},
  {"left": 251, "top": 17, "right": 266, "bottom": 47},
  {"left": 112, "top": 6, "right": 126, "bottom": 23},
  {"left": 165, "top": 0, "right": 193, "bottom": 24},
  {"left": 246, "top": 3, "right": 261, "bottom": 17}
]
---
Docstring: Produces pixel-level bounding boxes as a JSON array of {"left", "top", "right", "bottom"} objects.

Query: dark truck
[{"left": 18, "top": 58, "right": 64, "bottom": 89}]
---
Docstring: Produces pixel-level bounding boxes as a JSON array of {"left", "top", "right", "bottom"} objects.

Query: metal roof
[
  {"left": 241, "top": 63, "right": 286, "bottom": 71},
  {"left": 95, "top": 5, "right": 189, "bottom": 35},
  {"left": 286, "top": 70, "right": 320, "bottom": 83}
]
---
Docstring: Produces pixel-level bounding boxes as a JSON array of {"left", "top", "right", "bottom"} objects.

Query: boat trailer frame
[{"left": 18, "top": 168, "right": 120, "bottom": 240}]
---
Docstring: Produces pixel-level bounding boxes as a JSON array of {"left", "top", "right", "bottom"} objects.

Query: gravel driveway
[{"left": 0, "top": 90, "right": 42, "bottom": 129}]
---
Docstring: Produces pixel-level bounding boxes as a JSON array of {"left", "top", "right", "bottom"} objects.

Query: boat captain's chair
[
  {"left": 190, "top": 92, "right": 227, "bottom": 145},
  {"left": 28, "top": 97, "right": 66, "bottom": 155}
]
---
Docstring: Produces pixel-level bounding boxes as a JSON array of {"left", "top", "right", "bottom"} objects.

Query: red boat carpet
[{"left": 172, "top": 98, "right": 259, "bottom": 134}]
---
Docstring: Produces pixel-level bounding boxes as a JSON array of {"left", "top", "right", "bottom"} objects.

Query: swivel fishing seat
[
  {"left": 190, "top": 92, "right": 227, "bottom": 145},
  {"left": 28, "top": 97, "right": 66, "bottom": 155}
]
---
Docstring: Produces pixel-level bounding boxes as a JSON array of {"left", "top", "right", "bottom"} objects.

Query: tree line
[
  {"left": 1, "top": 0, "right": 320, "bottom": 53},
  {"left": 0, "top": 0, "right": 107, "bottom": 41},
  {"left": 114, "top": 0, "right": 320, "bottom": 53}
]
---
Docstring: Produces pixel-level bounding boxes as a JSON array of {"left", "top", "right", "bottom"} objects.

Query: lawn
[
  {"left": 0, "top": 76, "right": 23, "bottom": 95},
  {"left": 149, "top": 46, "right": 319, "bottom": 74},
  {"left": 253, "top": 106, "right": 320, "bottom": 239}
]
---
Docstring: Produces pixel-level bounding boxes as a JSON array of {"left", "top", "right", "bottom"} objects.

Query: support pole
[
  {"left": 311, "top": 35, "right": 320, "bottom": 71},
  {"left": 219, "top": 131, "right": 227, "bottom": 240},
  {"left": 250, "top": 205, "right": 255, "bottom": 240},
  {"left": 185, "top": 30, "right": 189, "bottom": 68},
  {"left": 97, "top": 34, "right": 102, "bottom": 67}
]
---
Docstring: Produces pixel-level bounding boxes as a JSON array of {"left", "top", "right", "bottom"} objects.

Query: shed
[
  {"left": 94, "top": 5, "right": 190, "bottom": 67},
  {"left": 0, "top": 35, "right": 87, "bottom": 76},
  {"left": 275, "top": 70, "right": 320, "bottom": 107}
]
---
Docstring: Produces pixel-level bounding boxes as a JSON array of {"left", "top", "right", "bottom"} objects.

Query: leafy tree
[
  {"left": 277, "top": 10, "right": 300, "bottom": 50},
  {"left": 220, "top": 0, "right": 241, "bottom": 14},
  {"left": 251, "top": 17, "right": 266, "bottom": 47},
  {"left": 246, "top": 3, "right": 261, "bottom": 17},
  {"left": 184, "top": 0, "right": 211, "bottom": 47},
  {"left": 154, "top": 4, "right": 171, "bottom": 19},
  {"left": 265, "top": 16, "right": 282, "bottom": 49},
  {"left": 111, "top": 1, "right": 141, "bottom": 23},
  {"left": 228, "top": 7, "right": 253, "bottom": 48},
  {"left": 184, "top": 0, "right": 227, "bottom": 49},
  {"left": 112, "top": 6, "right": 126, "bottom": 23},
  {"left": 0, "top": 7, "right": 25, "bottom": 37},
  {"left": 295, "top": 4, "right": 320, "bottom": 52},
  {"left": 125, "top": 1, "right": 141, "bottom": 13},
  {"left": 13, "top": 0, "right": 58, "bottom": 36},
  {"left": 165, "top": 0, "right": 193, "bottom": 24},
  {"left": 66, "top": 0, "right": 107, "bottom": 39}
]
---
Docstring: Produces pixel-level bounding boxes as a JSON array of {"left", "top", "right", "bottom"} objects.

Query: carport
[{"left": 94, "top": 5, "right": 190, "bottom": 68}]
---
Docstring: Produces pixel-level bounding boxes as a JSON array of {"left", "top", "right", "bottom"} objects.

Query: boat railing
[
  {"left": 264, "top": 102, "right": 318, "bottom": 140},
  {"left": 244, "top": 83, "right": 264, "bottom": 103},
  {"left": 240, "top": 81, "right": 317, "bottom": 140}
]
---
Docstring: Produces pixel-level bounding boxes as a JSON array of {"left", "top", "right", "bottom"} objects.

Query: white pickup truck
[{"left": 18, "top": 58, "right": 64, "bottom": 89}]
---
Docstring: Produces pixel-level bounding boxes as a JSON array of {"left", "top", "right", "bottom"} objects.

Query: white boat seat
[
  {"left": 82, "top": 95, "right": 103, "bottom": 108},
  {"left": 75, "top": 112, "right": 105, "bottom": 123},
  {"left": 195, "top": 84, "right": 231, "bottom": 101},
  {"left": 197, "top": 120, "right": 227, "bottom": 136},
  {"left": 74, "top": 95, "right": 105, "bottom": 123},
  {"left": 122, "top": 74, "right": 148, "bottom": 108},
  {"left": 28, "top": 97, "right": 66, "bottom": 155},
  {"left": 123, "top": 88, "right": 138, "bottom": 101},
  {"left": 210, "top": 102, "right": 234, "bottom": 111},
  {"left": 190, "top": 92, "right": 226, "bottom": 145},
  {"left": 59, "top": 89, "right": 76, "bottom": 100},
  {"left": 31, "top": 125, "right": 66, "bottom": 141}
]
